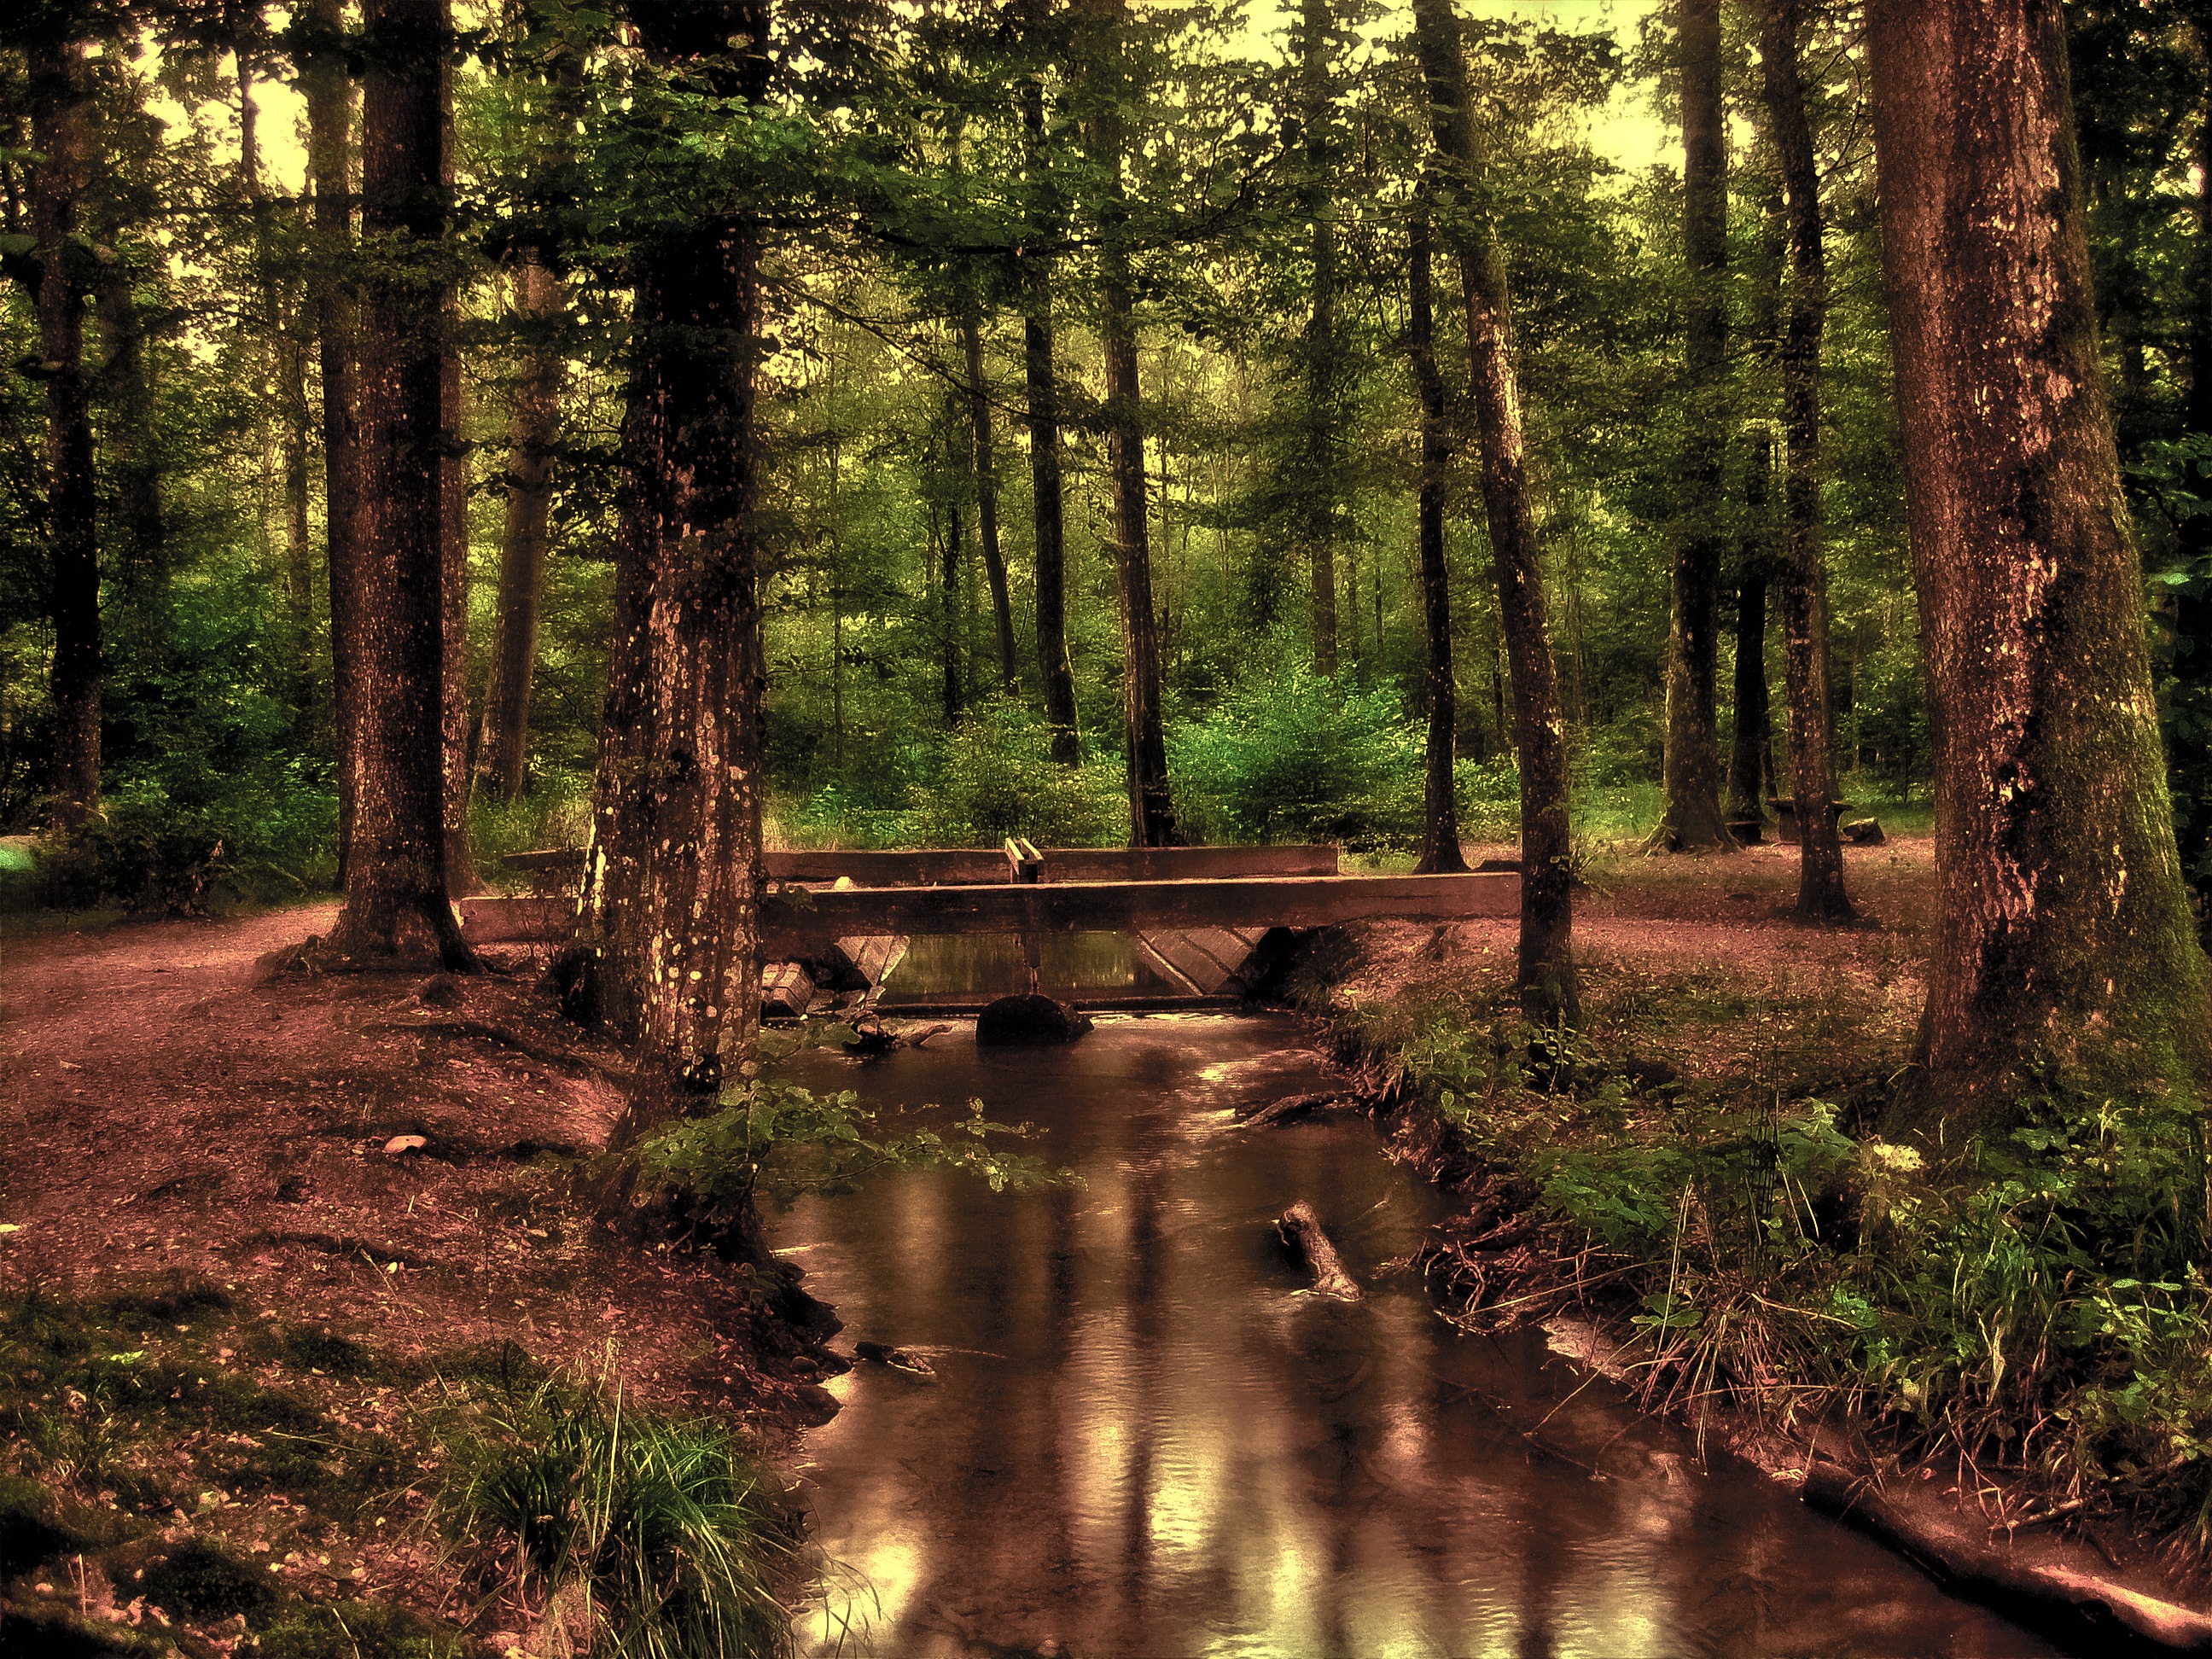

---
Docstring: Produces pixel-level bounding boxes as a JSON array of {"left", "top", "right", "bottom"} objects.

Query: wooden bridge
[{"left": 466, "top": 844, "right": 1518, "bottom": 1017}]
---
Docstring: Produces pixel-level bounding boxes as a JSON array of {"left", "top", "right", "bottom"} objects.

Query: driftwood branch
[{"left": 1278, "top": 1201, "right": 1361, "bottom": 1301}]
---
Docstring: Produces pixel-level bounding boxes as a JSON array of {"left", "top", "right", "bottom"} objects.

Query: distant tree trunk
[
  {"left": 1410, "top": 210, "right": 1466, "bottom": 876},
  {"left": 327, "top": 0, "right": 475, "bottom": 967},
  {"left": 1726, "top": 432, "right": 1773, "bottom": 827},
  {"left": 1411, "top": 0, "right": 1575, "bottom": 1022},
  {"left": 1021, "top": 65, "right": 1081, "bottom": 765},
  {"left": 2170, "top": 13, "right": 2212, "bottom": 922},
  {"left": 301, "top": 0, "right": 362, "bottom": 882},
  {"left": 29, "top": 39, "right": 100, "bottom": 826},
  {"left": 439, "top": 323, "right": 476, "bottom": 895},
  {"left": 582, "top": 1, "right": 771, "bottom": 1126},
  {"left": 940, "top": 498, "right": 963, "bottom": 724},
  {"left": 281, "top": 326, "right": 314, "bottom": 636},
  {"left": 1764, "top": 0, "right": 1853, "bottom": 923},
  {"left": 1649, "top": 0, "right": 1733, "bottom": 853},
  {"left": 476, "top": 258, "right": 562, "bottom": 802},
  {"left": 1299, "top": 0, "right": 1339, "bottom": 675},
  {"left": 1869, "top": 0, "right": 2209, "bottom": 1135},
  {"left": 94, "top": 265, "right": 166, "bottom": 623},
  {"left": 1085, "top": 0, "right": 1173, "bottom": 846},
  {"left": 961, "top": 299, "right": 1019, "bottom": 690}
]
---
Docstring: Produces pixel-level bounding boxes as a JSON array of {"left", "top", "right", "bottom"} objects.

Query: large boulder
[{"left": 975, "top": 992, "right": 1093, "bottom": 1046}]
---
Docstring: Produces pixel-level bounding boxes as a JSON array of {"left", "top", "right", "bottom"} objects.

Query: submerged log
[
  {"left": 853, "top": 1339, "right": 935, "bottom": 1377},
  {"left": 1236, "top": 1091, "right": 1348, "bottom": 1129},
  {"left": 1801, "top": 1461, "right": 2212, "bottom": 1653},
  {"left": 1278, "top": 1200, "right": 1361, "bottom": 1301}
]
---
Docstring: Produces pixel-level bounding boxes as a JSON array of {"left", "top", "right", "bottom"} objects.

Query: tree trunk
[
  {"left": 1085, "top": 0, "right": 1173, "bottom": 846},
  {"left": 281, "top": 326, "right": 314, "bottom": 637},
  {"left": 29, "top": 39, "right": 100, "bottom": 826},
  {"left": 327, "top": 0, "right": 475, "bottom": 968},
  {"left": 1021, "top": 63, "right": 1081, "bottom": 766},
  {"left": 1410, "top": 210, "right": 1466, "bottom": 876},
  {"left": 1410, "top": 0, "right": 1575, "bottom": 1022},
  {"left": 440, "top": 315, "right": 476, "bottom": 895},
  {"left": 1868, "top": 0, "right": 2209, "bottom": 1135},
  {"left": 1726, "top": 432, "right": 1773, "bottom": 827},
  {"left": 2170, "top": 15, "right": 2212, "bottom": 923},
  {"left": 1299, "top": 0, "right": 1339, "bottom": 675},
  {"left": 581, "top": 1, "right": 771, "bottom": 1126},
  {"left": 941, "top": 498, "right": 963, "bottom": 724},
  {"left": 961, "top": 300, "right": 1018, "bottom": 690},
  {"left": 1764, "top": 0, "right": 1853, "bottom": 923},
  {"left": 301, "top": 0, "right": 362, "bottom": 884},
  {"left": 476, "top": 258, "right": 562, "bottom": 802},
  {"left": 94, "top": 264, "right": 166, "bottom": 631},
  {"left": 1649, "top": 0, "right": 1733, "bottom": 853}
]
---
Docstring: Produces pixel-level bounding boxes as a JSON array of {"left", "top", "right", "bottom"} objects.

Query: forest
[{"left": 4, "top": 0, "right": 2212, "bottom": 1656}]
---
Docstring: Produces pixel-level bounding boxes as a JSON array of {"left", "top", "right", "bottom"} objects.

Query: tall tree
[
  {"left": 961, "top": 299, "right": 1019, "bottom": 690},
  {"left": 1082, "top": 0, "right": 1173, "bottom": 845},
  {"left": 1296, "top": 0, "right": 1340, "bottom": 674},
  {"left": 1762, "top": 0, "right": 1852, "bottom": 923},
  {"left": 581, "top": 0, "right": 772, "bottom": 1122},
  {"left": 1725, "top": 432, "right": 1774, "bottom": 828},
  {"left": 1020, "top": 14, "right": 1080, "bottom": 765},
  {"left": 1647, "top": 0, "right": 1733, "bottom": 852},
  {"left": 326, "top": 0, "right": 476, "bottom": 965},
  {"left": 27, "top": 36, "right": 100, "bottom": 824},
  {"left": 1409, "top": 207, "right": 1466, "bottom": 876},
  {"left": 1869, "top": 0, "right": 2209, "bottom": 1134},
  {"left": 1410, "top": 0, "right": 1575, "bottom": 1021}
]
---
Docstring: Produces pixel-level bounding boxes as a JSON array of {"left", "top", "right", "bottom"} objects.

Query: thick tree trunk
[
  {"left": 1021, "top": 68, "right": 1081, "bottom": 766},
  {"left": 328, "top": 0, "right": 475, "bottom": 968},
  {"left": 1869, "top": 0, "right": 2209, "bottom": 1135},
  {"left": 1726, "top": 433, "right": 1773, "bottom": 827},
  {"left": 1086, "top": 0, "right": 1173, "bottom": 846},
  {"left": 582, "top": 1, "right": 771, "bottom": 1126},
  {"left": 1299, "top": 0, "right": 1339, "bottom": 675},
  {"left": 476, "top": 259, "right": 562, "bottom": 802},
  {"left": 29, "top": 40, "right": 100, "bottom": 825},
  {"left": 1410, "top": 212, "right": 1466, "bottom": 876},
  {"left": 1765, "top": 0, "right": 1853, "bottom": 923},
  {"left": 961, "top": 300, "right": 1018, "bottom": 690},
  {"left": 1410, "top": 0, "right": 1575, "bottom": 1022},
  {"left": 301, "top": 0, "right": 362, "bottom": 884},
  {"left": 1649, "top": 0, "right": 1733, "bottom": 853}
]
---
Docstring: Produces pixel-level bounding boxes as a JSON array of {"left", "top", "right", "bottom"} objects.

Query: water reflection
[
  {"left": 776, "top": 1017, "right": 2055, "bottom": 1659},
  {"left": 877, "top": 933, "right": 1175, "bottom": 1002}
]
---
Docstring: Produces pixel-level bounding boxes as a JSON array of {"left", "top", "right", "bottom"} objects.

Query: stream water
[{"left": 775, "top": 1010, "right": 2060, "bottom": 1659}]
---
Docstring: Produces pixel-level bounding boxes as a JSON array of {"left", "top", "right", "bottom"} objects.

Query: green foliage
[
  {"left": 894, "top": 701, "right": 1123, "bottom": 850},
  {"left": 428, "top": 1363, "right": 794, "bottom": 1659},
  {"left": 21, "top": 772, "right": 335, "bottom": 915}
]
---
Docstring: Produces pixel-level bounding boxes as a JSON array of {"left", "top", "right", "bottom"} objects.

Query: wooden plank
[
  {"left": 460, "top": 894, "right": 571, "bottom": 942},
  {"left": 760, "top": 962, "right": 816, "bottom": 1021},
  {"left": 1039, "top": 847, "right": 1338, "bottom": 882},
  {"left": 500, "top": 845, "right": 1342, "bottom": 888}
]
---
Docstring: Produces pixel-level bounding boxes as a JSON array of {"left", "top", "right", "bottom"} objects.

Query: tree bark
[
  {"left": 581, "top": 1, "right": 771, "bottom": 1125},
  {"left": 1299, "top": 0, "right": 1339, "bottom": 675},
  {"left": 1868, "top": 0, "right": 2209, "bottom": 1135},
  {"left": 2170, "top": 14, "right": 2212, "bottom": 923},
  {"left": 29, "top": 38, "right": 100, "bottom": 825},
  {"left": 1410, "top": 210, "right": 1466, "bottom": 876},
  {"left": 301, "top": 0, "right": 362, "bottom": 884},
  {"left": 476, "top": 258, "right": 562, "bottom": 802},
  {"left": 1764, "top": 0, "right": 1853, "bottom": 923},
  {"left": 1021, "top": 59, "right": 1081, "bottom": 765},
  {"left": 327, "top": 0, "right": 475, "bottom": 968},
  {"left": 1410, "top": 0, "right": 1575, "bottom": 1022},
  {"left": 961, "top": 299, "right": 1018, "bottom": 690},
  {"left": 1649, "top": 0, "right": 1733, "bottom": 853},
  {"left": 1084, "top": 0, "right": 1173, "bottom": 846}
]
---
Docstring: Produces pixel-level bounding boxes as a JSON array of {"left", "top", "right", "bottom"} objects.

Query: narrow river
[{"left": 775, "top": 1010, "right": 2058, "bottom": 1659}]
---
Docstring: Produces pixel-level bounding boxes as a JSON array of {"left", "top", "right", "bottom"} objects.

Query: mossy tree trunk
[
  {"left": 1869, "top": 0, "right": 2210, "bottom": 1135},
  {"left": 1410, "top": 0, "right": 1576, "bottom": 1022},
  {"left": 582, "top": 0, "right": 771, "bottom": 1134},
  {"left": 329, "top": 0, "right": 476, "bottom": 967},
  {"left": 28, "top": 36, "right": 100, "bottom": 826},
  {"left": 1764, "top": 0, "right": 1853, "bottom": 924},
  {"left": 1410, "top": 210, "right": 1466, "bottom": 876},
  {"left": 1649, "top": 0, "right": 1733, "bottom": 854}
]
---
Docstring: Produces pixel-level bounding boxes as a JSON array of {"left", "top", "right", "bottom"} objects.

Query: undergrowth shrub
[{"left": 896, "top": 700, "right": 1121, "bottom": 848}]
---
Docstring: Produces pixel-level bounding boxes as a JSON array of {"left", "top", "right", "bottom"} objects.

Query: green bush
[{"left": 897, "top": 700, "right": 1122, "bottom": 849}]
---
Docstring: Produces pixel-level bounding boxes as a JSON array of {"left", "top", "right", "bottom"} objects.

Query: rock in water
[{"left": 975, "top": 993, "right": 1093, "bottom": 1046}]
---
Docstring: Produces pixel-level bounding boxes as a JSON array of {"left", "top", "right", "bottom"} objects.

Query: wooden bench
[{"left": 1769, "top": 798, "right": 1851, "bottom": 845}]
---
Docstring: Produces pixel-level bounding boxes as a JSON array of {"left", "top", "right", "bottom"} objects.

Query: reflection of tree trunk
[
  {"left": 1085, "top": 0, "right": 1173, "bottom": 846},
  {"left": 477, "top": 259, "right": 562, "bottom": 802},
  {"left": 584, "top": 0, "right": 771, "bottom": 1134},
  {"left": 30, "top": 40, "right": 100, "bottom": 825},
  {"left": 1409, "top": 212, "right": 1465, "bottom": 875},
  {"left": 1410, "top": 0, "right": 1575, "bottom": 1022},
  {"left": 1763, "top": 0, "right": 1852, "bottom": 923},
  {"left": 962, "top": 300, "right": 1018, "bottom": 690},
  {"left": 302, "top": 0, "right": 362, "bottom": 882},
  {"left": 1869, "top": 0, "right": 2208, "bottom": 1136},
  {"left": 329, "top": 0, "right": 476, "bottom": 967},
  {"left": 1650, "top": 0, "right": 1733, "bottom": 853},
  {"left": 1299, "top": 0, "right": 1338, "bottom": 674},
  {"left": 1021, "top": 67, "right": 1080, "bottom": 765}
]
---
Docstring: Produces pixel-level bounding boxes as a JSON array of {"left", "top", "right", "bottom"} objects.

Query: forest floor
[{"left": 0, "top": 902, "right": 835, "bottom": 1657}]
